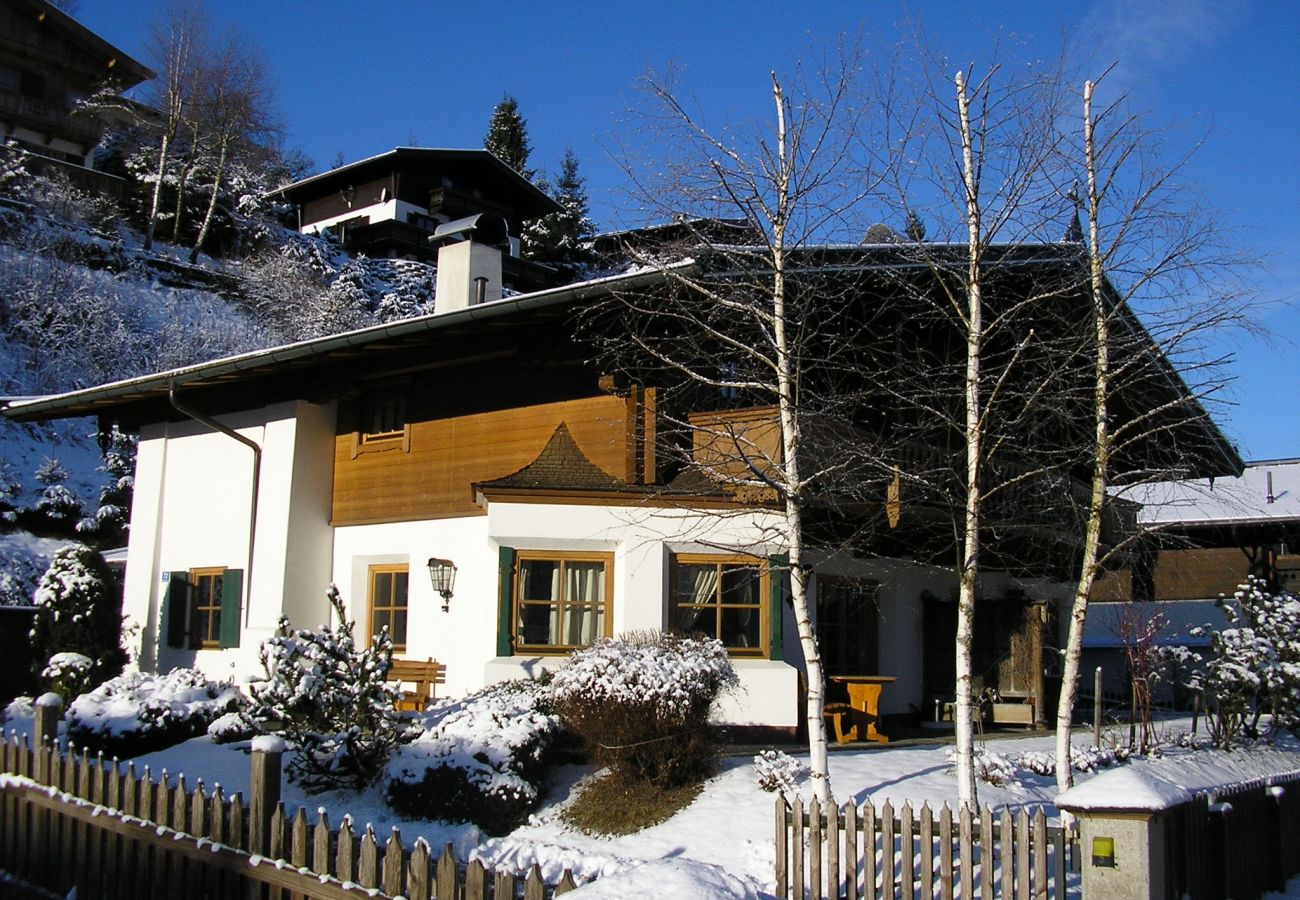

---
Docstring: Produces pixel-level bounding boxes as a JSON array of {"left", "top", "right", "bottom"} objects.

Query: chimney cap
[{"left": 431, "top": 213, "right": 509, "bottom": 249}]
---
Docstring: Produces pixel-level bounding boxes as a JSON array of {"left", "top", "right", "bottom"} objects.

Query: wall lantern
[{"left": 427, "top": 558, "right": 457, "bottom": 612}]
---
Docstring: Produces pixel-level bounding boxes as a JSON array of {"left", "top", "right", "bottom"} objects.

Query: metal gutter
[{"left": 168, "top": 384, "right": 261, "bottom": 627}]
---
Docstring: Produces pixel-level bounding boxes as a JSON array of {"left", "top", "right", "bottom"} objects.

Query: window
[
  {"left": 671, "top": 553, "right": 768, "bottom": 656},
  {"left": 163, "top": 567, "right": 244, "bottom": 650},
  {"left": 816, "top": 576, "right": 880, "bottom": 676},
  {"left": 351, "top": 392, "right": 410, "bottom": 456},
  {"left": 509, "top": 551, "right": 612, "bottom": 653},
  {"left": 369, "top": 564, "right": 409, "bottom": 652}
]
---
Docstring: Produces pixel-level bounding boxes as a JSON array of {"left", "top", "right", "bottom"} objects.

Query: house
[
  {"left": 1085, "top": 459, "right": 1300, "bottom": 695},
  {"left": 0, "top": 0, "right": 151, "bottom": 192},
  {"left": 2, "top": 216, "right": 1242, "bottom": 731},
  {"left": 273, "top": 147, "right": 562, "bottom": 295}
]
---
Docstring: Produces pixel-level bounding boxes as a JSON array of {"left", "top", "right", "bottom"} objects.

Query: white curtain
[
  {"left": 563, "top": 562, "right": 605, "bottom": 645},
  {"left": 676, "top": 565, "right": 718, "bottom": 635}
]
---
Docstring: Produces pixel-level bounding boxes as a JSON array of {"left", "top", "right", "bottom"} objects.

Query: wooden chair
[{"left": 387, "top": 658, "right": 446, "bottom": 712}]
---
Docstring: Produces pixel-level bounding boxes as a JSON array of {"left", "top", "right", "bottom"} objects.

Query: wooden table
[{"left": 827, "top": 675, "right": 897, "bottom": 744}]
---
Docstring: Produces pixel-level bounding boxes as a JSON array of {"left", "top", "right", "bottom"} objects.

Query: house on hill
[
  {"left": 3, "top": 225, "right": 1242, "bottom": 732},
  {"left": 0, "top": 0, "right": 151, "bottom": 191},
  {"left": 273, "top": 147, "right": 563, "bottom": 295}
]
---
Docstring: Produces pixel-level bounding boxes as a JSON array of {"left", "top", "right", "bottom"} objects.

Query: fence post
[
  {"left": 32, "top": 693, "right": 61, "bottom": 784},
  {"left": 248, "top": 735, "right": 283, "bottom": 856},
  {"left": 1059, "top": 771, "right": 1189, "bottom": 900}
]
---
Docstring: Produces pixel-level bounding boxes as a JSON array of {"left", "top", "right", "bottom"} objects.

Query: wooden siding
[
  {"left": 1092, "top": 547, "right": 1250, "bottom": 603},
  {"left": 302, "top": 175, "right": 394, "bottom": 226},
  {"left": 332, "top": 394, "right": 635, "bottom": 525}
]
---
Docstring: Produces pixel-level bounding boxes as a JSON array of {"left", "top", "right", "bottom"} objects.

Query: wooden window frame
[
  {"left": 512, "top": 550, "right": 614, "bottom": 655},
  {"left": 351, "top": 393, "right": 412, "bottom": 458},
  {"left": 189, "top": 567, "right": 226, "bottom": 649},
  {"left": 670, "top": 552, "right": 769, "bottom": 658},
  {"left": 367, "top": 564, "right": 410, "bottom": 653}
]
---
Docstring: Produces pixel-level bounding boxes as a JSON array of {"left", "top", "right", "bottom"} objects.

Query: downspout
[{"left": 168, "top": 383, "right": 261, "bottom": 627}]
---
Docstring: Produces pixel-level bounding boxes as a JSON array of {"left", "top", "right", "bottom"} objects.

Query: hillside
[{"left": 0, "top": 153, "right": 440, "bottom": 603}]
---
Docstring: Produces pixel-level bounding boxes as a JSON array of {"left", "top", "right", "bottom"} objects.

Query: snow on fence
[
  {"left": 0, "top": 722, "right": 583, "bottom": 899},
  {"left": 775, "top": 794, "right": 1080, "bottom": 900}
]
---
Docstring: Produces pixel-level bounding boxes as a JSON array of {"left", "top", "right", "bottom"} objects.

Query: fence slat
[
  {"left": 268, "top": 801, "right": 287, "bottom": 900},
  {"left": 776, "top": 796, "right": 789, "bottom": 899},
  {"left": 901, "top": 801, "right": 915, "bottom": 899},
  {"left": 1000, "top": 807, "right": 1014, "bottom": 900},
  {"left": 828, "top": 795, "right": 841, "bottom": 900},
  {"left": 979, "top": 806, "right": 994, "bottom": 900},
  {"left": 358, "top": 826, "right": 379, "bottom": 889},
  {"left": 556, "top": 869, "right": 579, "bottom": 895},
  {"left": 940, "top": 804, "right": 953, "bottom": 900},
  {"left": 792, "top": 795, "right": 805, "bottom": 900},
  {"left": 465, "top": 857, "right": 489, "bottom": 900},
  {"left": 1032, "top": 809, "right": 1047, "bottom": 900},
  {"left": 494, "top": 869, "right": 517, "bottom": 900},
  {"left": 810, "top": 796, "right": 823, "bottom": 900},
  {"left": 524, "top": 862, "right": 546, "bottom": 900},
  {"left": 881, "top": 799, "right": 895, "bottom": 898},
  {"left": 408, "top": 838, "right": 431, "bottom": 900},
  {"left": 845, "top": 801, "right": 859, "bottom": 900},
  {"left": 920, "top": 802, "right": 934, "bottom": 900},
  {"left": 381, "top": 827, "right": 404, "bottom": 897},
  {"left": 1015, "top": 809, "right": 1030, "bottom": 900},
  {"left": 437, "top": 841, "right": 458, "bottom": 899},
  {"left": 336, "top": 818, "right": 355, "bottom": 886},
  {"left": 864, "top": 801, "right": 877, "bottom": 900}
]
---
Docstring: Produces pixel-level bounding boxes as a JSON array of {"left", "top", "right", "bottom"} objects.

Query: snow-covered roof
[{"left": 1123, "top": 459, "right": 1300, "bottom": 528}]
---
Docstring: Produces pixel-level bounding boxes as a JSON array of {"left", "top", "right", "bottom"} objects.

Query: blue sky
[{"left": 75, "top": 0, "right": 1298, "bottom": 463}]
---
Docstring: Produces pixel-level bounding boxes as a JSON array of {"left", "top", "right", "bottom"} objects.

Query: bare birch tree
[
  {"left": 189, "top": 32, "right": 278, "bottom": 263},
  {"left": 141, "top": 0, "right": 207, "bottom": 252},
  {"left": 595, "top": 47, "right": 882, "bottom": 803},
  {"left": 1053, "top": 73, "right": 1250, "bottom": 790}
]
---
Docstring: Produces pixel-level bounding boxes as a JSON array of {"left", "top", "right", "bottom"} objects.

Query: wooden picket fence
[
  {"left": 1163, "top": 772, "right": 1300, "bottom": 900},
  {"left": 0, "top": 729, "right": 583, "bottom": 899},
  {"left": 775, "top": 795, "right": 1079, "bottom": 899}
]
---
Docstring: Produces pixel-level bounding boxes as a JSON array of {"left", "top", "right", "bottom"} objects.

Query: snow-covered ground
[{"left": 8, "top": 722, "right": 1280, "bottom": 899}]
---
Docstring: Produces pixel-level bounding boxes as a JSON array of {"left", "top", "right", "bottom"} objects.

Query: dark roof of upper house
[
  {"left": 273, "top": 147, "right": 561, "bottom": 219},
  {"left": 1, "top": 243, "right": 1244, "bottom": 480},
  {"left": 7, "top": 0, "right": 153, "bottom": 87}
]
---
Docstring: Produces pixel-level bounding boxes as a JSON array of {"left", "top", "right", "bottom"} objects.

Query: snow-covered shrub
[
  {"left": 28, "top": 545, "right": 126, "bottom": 696},
  {"left": 1180, "top": 577, "right": 1300, "bottom": 748},
  {"left": 946, "top": 747, "right": 1019, "bottom": 786},
  {"left": 1013, "top": 745, "right": 1123, "bottom": 776},
  {"left": 66, "top": 668, "right": 244, "bottom": 756},
  {"left": 41, "top": 651, "right": 94, "bottom": 704},
  {"left": 549, "top": 631, "right": 738, "bottom": 787},
  {"left": 250, "top": 586, "right": 407, "bottom": 793},
  {"left": 1, "top": 695, "right": 35, "bottom": 735},
  {"left": 207, "top": 710, "right": 257, "bottom": 744},
  {"left": 753, "top": 749, "right": 807, "bottom": 793},
  {"left": 33, "top": 457, "right": 83, "bottom": 527},
  {"left": 385, "top": 679, "right": 563, "bottom": 834}
]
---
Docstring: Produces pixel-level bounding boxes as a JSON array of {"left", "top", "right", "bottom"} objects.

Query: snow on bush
[
  {"left": 1177, "top": 577, "right": 1300, "bottom": 748},
  {"left": 28, "top": 545, "right": 126, "bottom": 698},
  {"left": 753, "top": 749, "right": 808, "bottom": 793},
  {"left": 207, "top": 710, "right": 256, "bottom": 744},
  {"left": 66, "top": 668, "right": 244, "bottom": 756},
  {"left": 250, "top": 586, "right": 408, "bottom": 793},
  {"left": 549, "top": 631, "right": 738, "bottom": 787},
  {"left": 42, "top": 651, "right": 93, "bottom": 703},
  {"left": 385, "top": 679, "right": 563, "bottom": 834}
]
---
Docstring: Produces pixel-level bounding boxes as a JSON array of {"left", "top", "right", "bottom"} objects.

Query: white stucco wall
[
  {"left": 301, "top": 199, "right": 427, "bottom": 234},
  {"left": 121, "top": 400, "right": 336, "bottom": 681}
]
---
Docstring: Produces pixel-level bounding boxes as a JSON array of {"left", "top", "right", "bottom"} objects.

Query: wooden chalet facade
[
  {"left": 4, "top": 225, "right": 1242, "bottom": 731},
  {"left": 0, "top": 0, "right": 150, "bottom": 189}
]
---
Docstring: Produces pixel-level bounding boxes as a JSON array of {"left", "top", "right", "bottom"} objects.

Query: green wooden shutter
[
  {"left": 496, "top": 546, "right": 516, "bottom": 657},
  {"left": 767, "top": 554, "right": 788, "bottom": 662},
  {"left": 163, "top": 572, "right": 190, "bottom": 648},
  {"left": 219, "top": 569, "right": 244, "bottom": 649}
]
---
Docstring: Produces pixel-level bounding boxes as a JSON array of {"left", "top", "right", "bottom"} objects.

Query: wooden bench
[{"left": 387, "top": 658, "right": 446, "bottom": 712}]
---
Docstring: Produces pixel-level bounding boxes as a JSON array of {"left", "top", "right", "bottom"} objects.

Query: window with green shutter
[{"left": 163, "top": 567, "right": 243, "bottom": 650}]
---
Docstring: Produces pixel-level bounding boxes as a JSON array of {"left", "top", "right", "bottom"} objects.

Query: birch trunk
[
  {"left": 954, "top": 70, "right": 982, "bottom": 809},
  {"left": 190, "top": 136, "right": 229, "bottom": 264},
  {"left": 142, "top": 129, "right": 172, "bottom": 252},
  {"left": 769, "top": 73, "right": 832, "bottom": 804},
  {"left": 1056, "top": 79, "right": 1110, "bottom": 791}
]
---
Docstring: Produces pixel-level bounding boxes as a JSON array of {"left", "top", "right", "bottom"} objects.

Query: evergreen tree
[
  {"left": 34, "top": 458, "right": 83, "bottom": 526},
  {"left": 29, "top": 545, "right": 127, "bottom": 692},
  {"left": 483, "top": 95, "right": 533, "bottom": 178},
  {"left": 521, "top": 148, "right": 596, "bottom": 276}
]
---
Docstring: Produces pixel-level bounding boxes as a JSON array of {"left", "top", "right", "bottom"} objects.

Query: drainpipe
[{"left": 168, "top": 383, "right": 261, "bottom": 626}]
